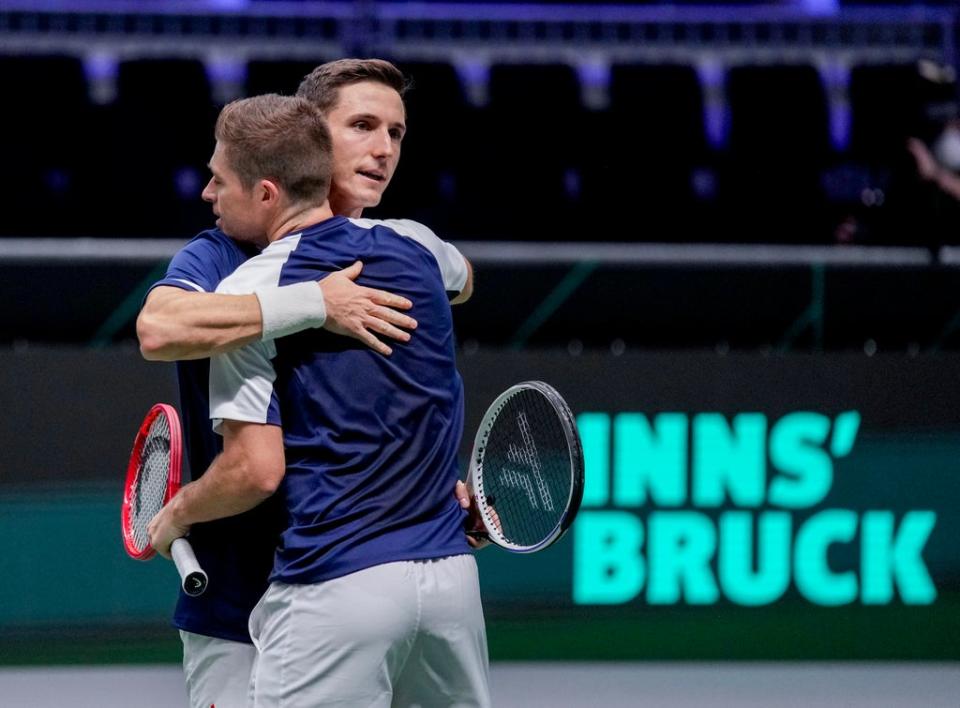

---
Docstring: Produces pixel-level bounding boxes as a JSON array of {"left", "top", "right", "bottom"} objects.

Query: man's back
[{"left": 211, "top": 216, "right": 471, "bottom": 584}]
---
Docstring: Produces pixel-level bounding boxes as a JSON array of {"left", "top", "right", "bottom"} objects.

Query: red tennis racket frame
[{"left": 121, "top": 403, "right": 183, "bottom": 560}]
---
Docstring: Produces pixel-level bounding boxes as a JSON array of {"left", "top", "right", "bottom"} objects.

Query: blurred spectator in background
[
  {"left": 908, "top": 118, "right": 960, "bottom": 203},
  {"left": 903, "top": 60, "right": 960, "bottom": 246},
  {"left": 845, "top": 59, "right": 960, "bottom": 248}
]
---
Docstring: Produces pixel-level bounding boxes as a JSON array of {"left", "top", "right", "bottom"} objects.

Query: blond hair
[{"left": 215, "top": 93, "right": 332, "bottom": 204}]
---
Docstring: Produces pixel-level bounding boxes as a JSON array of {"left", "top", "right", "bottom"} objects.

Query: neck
[
  {"left": 266, "top": 200, "right": 335, "bottom": 243},
  {"left": 329, "top": 193, "right": 363, "bottom": 219}
]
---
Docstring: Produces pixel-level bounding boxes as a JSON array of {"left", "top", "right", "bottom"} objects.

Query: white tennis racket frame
[{"left": 468, "top": 381, "right": 583, "bottom": 553}]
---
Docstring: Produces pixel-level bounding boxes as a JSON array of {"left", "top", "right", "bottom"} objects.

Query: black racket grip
[
  {"left": 171, "top": 538, "right": 208, "bottom": 597},
  {"left": 182, "top": 570, "right": 208, "bottom": 597}
]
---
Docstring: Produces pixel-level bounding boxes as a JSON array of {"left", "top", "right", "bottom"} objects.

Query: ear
[{"left": 257, "top": 178, "right": 281, "bottom": 205}]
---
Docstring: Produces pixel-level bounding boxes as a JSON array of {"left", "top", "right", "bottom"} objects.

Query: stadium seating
[
  {"left": 371, "top": 60, "right": 473, "bottom": 234},
  {"left": 106, "top": 58, "right": 217, "bottom": 236},
  {"left": 0, "top": 50, "right": 956, "bottom": 245},
  {"left": 245, "top": 58, "right": 330, "bottom": 98},
  {"left": 456, "top": 62, "right": 586, "bottom": 240},
  {"left": 581, "top": 63, "right": 709, "bottom": 242},
  {"left": 721, "top": 64, "right": 832, "bottom": 243},
  {"left": 0, "top": 55, "right": 93, "bottom": 236}
]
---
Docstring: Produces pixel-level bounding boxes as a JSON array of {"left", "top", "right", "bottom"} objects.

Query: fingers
[
  {"left": 371, "top": 304, "right": 417, "bottom": 331},
  {"left": 466, "top": 532, "right": 491, "bottom": 550},
  {"left": 455, "top": 480, "right": 470, "bottom": 509},
  {"left": 341, "top": 261, "right": 363, "bottom": 281},
  {"left": 347, "top": 307, "right": 415, "bottom": 348},
  {"left": 367, "top": 315, "right": 412, "bottom": 345},
  {"left": 459, "top": 480, "right": 495, "bottom": 549},
  {"left": 369, "top": 288, "right": 414, "bottom": 311},
  {"left": 455, "top": 480, "right": 470, "bottom": 508},
  {"left": 327, "top": 317, "right": 398, "bottom": 355},
  {"left": 487, "top": 506, "right": 503, "bottom": 534},
  {"left": 147, "top": 519, "right": 174, "bottom": 559},
  {"left": 355, "top": 328, "right": 393, "bottom": 357},
  {"left": 321, "top": 275, "right": 416, "bottom": 347},
  {"left": 465, "top": 506, "right": 497, "bottom": 549},
  {"left": 327, "top": 311, "right": 414, "bottom": 347}
]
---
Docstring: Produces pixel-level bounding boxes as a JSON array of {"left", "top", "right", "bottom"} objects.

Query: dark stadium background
[{"left": 1, "top": 1, "right": 958, "bottom": 691}]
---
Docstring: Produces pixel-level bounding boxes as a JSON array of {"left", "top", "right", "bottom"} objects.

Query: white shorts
[
  {"left": 248, "top": 555, "right": 491, "bottom": 708},
  {"left": 180, "top": 630, "right": 256, "bottom": 708}
]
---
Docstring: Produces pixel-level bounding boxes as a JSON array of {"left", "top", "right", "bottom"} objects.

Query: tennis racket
[
  {"left": 467, "top": 381, "right": 584, "bottom": 553},
  {"left": 121, "top": 403, "right": 208, "bottom": 596}
]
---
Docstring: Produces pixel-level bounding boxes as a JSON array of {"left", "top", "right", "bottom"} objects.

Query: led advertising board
[{"left": 462, "top": 352, "right": 960, "bottom": 660}]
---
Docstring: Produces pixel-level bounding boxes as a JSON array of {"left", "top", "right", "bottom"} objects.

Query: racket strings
[
  {"left": 511, "top": 411, "right": 555, "bottom": 512},
  {"left": 130, "top": 415, "right": 172, "bottom": 551},
  {"left": 480, "top": 389, "right": 573, "bottom": 547}
]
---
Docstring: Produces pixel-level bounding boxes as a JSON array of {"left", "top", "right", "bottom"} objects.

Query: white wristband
[{"left": 256, "top": 282, "right": 327, "bottom": 341}]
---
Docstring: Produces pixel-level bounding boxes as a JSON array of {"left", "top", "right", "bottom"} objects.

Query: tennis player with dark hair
[
  {"left": 138, "top": 59, "right": 484, "bottom": 708},
  {"left": 149, "top": 92, "right": 490, "bottom": 706},
  {"left": 138, "top": 58, "right": 429, "bottom": 363}
]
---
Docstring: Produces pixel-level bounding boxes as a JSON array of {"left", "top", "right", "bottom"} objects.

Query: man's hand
[
  {"left": 456, "top": 479, "right": 496, "bottom": 550},
  {"left": 320, "top": 261, "right": 417, "bottom": 356},
  {"left": 147, "top": 498, "right": 191, "bottom": 560},
  {"left": 908, "top": 137, "right": 940, "bottom": 181}
]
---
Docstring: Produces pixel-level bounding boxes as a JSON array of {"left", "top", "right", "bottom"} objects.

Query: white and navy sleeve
[
  {"left": 208, "top": 237, "right": 303, "bottom": 433},
  {"left": 209, "top": 337, "right": 279, "bottom": 434},
  {"left": 351, "top": 218, "right": 469, "bottom": 296}
]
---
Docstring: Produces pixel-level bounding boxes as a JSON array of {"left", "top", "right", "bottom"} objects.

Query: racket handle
[{"left": 171, "top": 538, "right": 208, "bottom": 597}]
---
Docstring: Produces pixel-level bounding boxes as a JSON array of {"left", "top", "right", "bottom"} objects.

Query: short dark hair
[
  {"left": 215, "top": 94, "right": 333, "bottom": 205},
  {"left": 296, "top": 58, "right": 408, "bottom": 113}
]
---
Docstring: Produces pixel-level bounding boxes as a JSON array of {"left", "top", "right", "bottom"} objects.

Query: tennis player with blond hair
[
  {"left": 138, "top": 59, "right": 484, "bottom": 708},
  {"left": 150, "top": 92, "right": 490, "bottom": 706}
]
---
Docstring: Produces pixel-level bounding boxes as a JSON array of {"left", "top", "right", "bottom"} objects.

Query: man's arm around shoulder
[
  {"left": 138, "top": 286, "right": 264, "bottom": 361},
  {"left": 138, "top": 262, "right": 417, "bottom": 361}
]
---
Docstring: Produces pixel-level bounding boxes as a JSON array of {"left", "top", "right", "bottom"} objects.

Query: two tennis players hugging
[{"left": 138, "top": 59, "right": 491, "bottom": 708}]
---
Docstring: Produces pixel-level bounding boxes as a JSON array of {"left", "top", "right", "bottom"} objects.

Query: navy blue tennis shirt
[
  {"left": 210, "top": 216, "right": 471, "bottom": 585},
  {"left": 149, "top": 217, "right": 470, "bottom": 642}
]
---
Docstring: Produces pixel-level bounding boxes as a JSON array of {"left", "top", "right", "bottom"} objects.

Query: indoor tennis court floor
[{"left": 0, "top": 662, "right": 957, "bottom": 707}]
